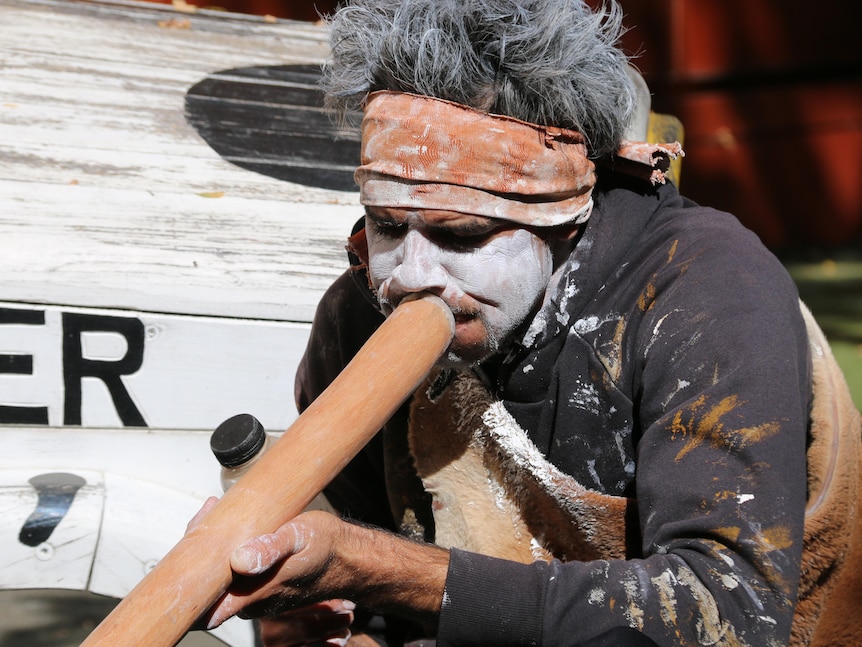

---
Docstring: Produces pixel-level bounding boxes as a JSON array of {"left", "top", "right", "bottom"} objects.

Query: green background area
[{"left": 783, "top": 253, "right": 862, "bottom": 411}]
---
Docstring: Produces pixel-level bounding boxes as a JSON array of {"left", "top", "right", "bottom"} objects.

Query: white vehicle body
[{"left": 0, "top": 1, "right": 360, "bottom": 642}]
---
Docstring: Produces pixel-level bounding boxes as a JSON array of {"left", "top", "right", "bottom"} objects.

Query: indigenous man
[{"left": 199, "top": 0, "right": 862, "bottom": 645}]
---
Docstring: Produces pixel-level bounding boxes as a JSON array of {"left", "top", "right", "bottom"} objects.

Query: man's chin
[
  {"left": 433, "top": 314, "right": 509, "bottom": 368},
  {"left": 437, "top": 339, "right": 499, "bottom": 369},
  {"left": 435, "top": 352, "right": 476, "bottom": 370}
]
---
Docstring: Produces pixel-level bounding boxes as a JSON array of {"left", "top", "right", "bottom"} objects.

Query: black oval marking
[
  {"left": 19, "top": 473, "right": 87, "bottom": 547},
  {"left": 185, "top": 64, "right": 362, "bottom": 192}
]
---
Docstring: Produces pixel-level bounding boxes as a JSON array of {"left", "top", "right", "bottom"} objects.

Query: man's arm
[{"left": 203, "top": 510, "right": 449, "bottom": 630}]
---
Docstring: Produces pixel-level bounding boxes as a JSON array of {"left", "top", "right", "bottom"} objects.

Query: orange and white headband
[{"left": 355, "top": 91, "right": 598, "bottom": 227}]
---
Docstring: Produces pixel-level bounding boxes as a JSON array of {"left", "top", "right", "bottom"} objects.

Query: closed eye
[
  {"left": 367, "top": 216, "right": 407, "bottom": 239},
  {"left": 425, "top": 228, "right": 498, "bottom": 251},
  {"left": 365, "top": 207, "right": 514, "bottom": 250}
]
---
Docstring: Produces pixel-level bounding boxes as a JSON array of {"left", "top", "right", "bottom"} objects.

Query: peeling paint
[
  {"left": 637, "top": 282, "right": 656, "bottom": 312},
  {"left": 568, "top": 379, "right": 601, "bottom": 414},
  {"left": 588, "top": 587, "right": 606, "bottom": 605},
  {"left": 661, "top": 378, "right": 691, "bottom": 409},
  {"left": 622, "top": 574, "right": 645, "bottom": 630},
  {"left": 761, "top": 525, "right": 794, "bottom": 552},
  {"left": 676, "top": 565, "right": 749, "bottom": 647},
  {"left": 651, "top": 570, "right": 679, "bottom": 628},
  {"left": 670, "top": 394, "right": 781, "bottom": 462},
  {"left": 714, "top": 527, "right": 742, "bottom": 543},
  {"left": 595, "top": 316, "right": 626, "bottom": 384}
]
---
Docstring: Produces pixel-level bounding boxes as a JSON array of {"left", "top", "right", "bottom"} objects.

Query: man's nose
[{"left": 391, "top": 229, "right": 449, "bottom": 295}]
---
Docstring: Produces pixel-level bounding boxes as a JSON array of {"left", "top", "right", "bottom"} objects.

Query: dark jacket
[{"left": 296, "top": 173, "right": 815, "bottom": 646}]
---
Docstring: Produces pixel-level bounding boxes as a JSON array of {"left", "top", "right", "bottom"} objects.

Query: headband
[{"left": 355, "top": 91, "right": 597, "bottom": 227}]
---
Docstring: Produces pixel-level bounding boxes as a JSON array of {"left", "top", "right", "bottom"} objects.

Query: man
[{"left": 199, "top": 0, "right": 862, "bottom": 645}]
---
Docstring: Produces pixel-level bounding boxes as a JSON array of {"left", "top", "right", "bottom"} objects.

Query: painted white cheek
[
  {"left": 457, "top": 230, "right": 551, "bottom": 303},
  {"left": 446, "top": 244, "right": 508, "bottom": 296},
  {"left": 518, "top": 234, "right": 554, "bottom": 295},
  {"left": 367, "top": 237, "right": 399, "bottom": 291},
  {"left": 498, "top": 234, "right": 552, "bottom": 326}
]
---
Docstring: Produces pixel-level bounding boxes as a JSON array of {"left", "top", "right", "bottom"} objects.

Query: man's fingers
[
  {"left": 257, "top": 602, "right": 355, "bottom": 645},
  {"left": 230, "top": 521, "right": 309, "bottom": 575},
  {"left": 203, "top": 512, "right": 341, "bottom": 630},
  {"left": 185, "top": 496, "right": 219, "bottom": 534},
  {"left": 203, "top": 591, "right": 247, "bottom": 630}
]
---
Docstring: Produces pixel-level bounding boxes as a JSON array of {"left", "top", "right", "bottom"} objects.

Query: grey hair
[{"left": 322, "top": 0, "right": 637, "bottom": 158}]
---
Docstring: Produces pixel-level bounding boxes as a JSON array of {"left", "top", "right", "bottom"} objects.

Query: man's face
[{"left": 365, "top": 207, "right": 554, "bottom": 367}]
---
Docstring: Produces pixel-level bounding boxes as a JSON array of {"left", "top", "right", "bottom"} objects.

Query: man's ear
[
  {"left": 547, "top": 224, "right": 582, "bottom": 268},
  {"left": 556, "top": 224, "right": 583, "bottom": 242}
]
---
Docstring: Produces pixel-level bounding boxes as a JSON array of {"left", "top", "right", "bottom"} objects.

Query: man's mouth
[
  {"left": 382, "top": 292, "right": 480, "bottom": 324},
  {"left": 451, "top": 308, "right": 479, "bottom": 324}
]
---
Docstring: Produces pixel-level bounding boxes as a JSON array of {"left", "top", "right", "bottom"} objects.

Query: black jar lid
[{"left": 210, "top": 413, "right": 266, "bottom": 468}]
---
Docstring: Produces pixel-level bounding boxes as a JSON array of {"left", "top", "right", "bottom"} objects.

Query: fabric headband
[{"left": 355, "top": 91, "right": 598, "bottom": 227}]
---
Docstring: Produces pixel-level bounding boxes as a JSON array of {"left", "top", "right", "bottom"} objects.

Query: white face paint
[{"left": 365, "top": 208, "right": 554, "bottom": 367}]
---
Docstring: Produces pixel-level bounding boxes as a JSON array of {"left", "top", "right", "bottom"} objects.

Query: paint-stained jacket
[{"left": 296, "top": 172, "right": 826, "bottom": 646}]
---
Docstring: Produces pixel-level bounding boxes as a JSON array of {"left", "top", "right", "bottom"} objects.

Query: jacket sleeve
[{"left": 438, "top": 223, "right": 811, "bottom": 646}]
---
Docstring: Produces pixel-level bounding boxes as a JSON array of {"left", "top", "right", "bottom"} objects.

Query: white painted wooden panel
[
  {"left": 0, "top": 428, "right": 224, "bottom": 522},
  {"left": 0, "top": 0, "right": 360, "bottom": 323},
  {"left": 0, "top": 300, "right": 310, "bottom": 430},
  {"left": 0, "top": 465, "right": 254, "bottom": 645},
  {"left": 0, "top": 469, "right": 103, "bottom": 590},
  {"left": 0, "top": 6, "right": 350, "bottom": 641}
]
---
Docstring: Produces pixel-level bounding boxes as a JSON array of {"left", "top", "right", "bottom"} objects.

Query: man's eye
[
  {"left": 431, "top": 228, "right": 501, "bottom": 251},
  {"left": 439, "top": 233, "right": 488, "bottom": 249},
  {"left": 369, "top": 219, "right": 406, "bottom": 238}
]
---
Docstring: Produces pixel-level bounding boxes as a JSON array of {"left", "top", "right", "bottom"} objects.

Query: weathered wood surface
[
  {"left": 0, "top": 0, "right": 361, "bottom": 324},
  {"left": 0, "top": 6, "right": 363, "bottom": 642}
]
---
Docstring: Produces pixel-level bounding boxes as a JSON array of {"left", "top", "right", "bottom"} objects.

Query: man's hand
[
  {"left": 256, "top": 601, "right": 355, "bottom": 647},
  {"left": 194, "top": 507, "right": 450, "bottom": 642},
  {"left": 203, "top": 510, "right": 350, "bottom": 627}
]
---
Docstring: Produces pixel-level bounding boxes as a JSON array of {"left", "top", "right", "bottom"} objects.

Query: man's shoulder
[
  {"left": 655, "top": 196, "right": 763, "bottom": 253},
  {"left": 590, "top": 179, "right": 797, "bottom": 311},
  {"left": 592, "top": 179, "right": 776, "bottom": 275},
  {"left": 316, "top": 270, "right": 381, "bottom": 319}
]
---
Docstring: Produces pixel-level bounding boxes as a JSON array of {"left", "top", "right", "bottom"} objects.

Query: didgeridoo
[{"left": 80, "top": 294, "right": 455, "bottom": 647}]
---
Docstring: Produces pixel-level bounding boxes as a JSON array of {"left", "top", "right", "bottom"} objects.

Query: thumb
[{"left": 230, "top": 522, "right": 307, "bottom": 575}]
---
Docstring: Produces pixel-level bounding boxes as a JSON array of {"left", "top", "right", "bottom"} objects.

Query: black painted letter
[
  {"left": 0, "top": 308, "right": 49, "bottom": 425},
  {"left": 62, "top": 313, "right": 147, "bottom": 427}
]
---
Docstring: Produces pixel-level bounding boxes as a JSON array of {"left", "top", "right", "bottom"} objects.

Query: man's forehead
[
  {"left": 356, "top": 92, "right": 596, "bottom": 228},
  {"left": 366, "top": 206, "right": 504, "bottom": 231}
]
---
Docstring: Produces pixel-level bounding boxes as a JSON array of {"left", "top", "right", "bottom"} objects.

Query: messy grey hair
[{"left": 322, "top": 0, "right": 636, "bottom": 158}]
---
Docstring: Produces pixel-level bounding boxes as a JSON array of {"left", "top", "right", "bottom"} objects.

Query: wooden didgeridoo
[{"left": 80, "top": 294, "right": 455, "bottom": 647}]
